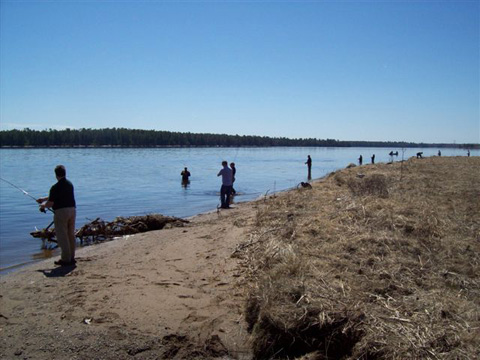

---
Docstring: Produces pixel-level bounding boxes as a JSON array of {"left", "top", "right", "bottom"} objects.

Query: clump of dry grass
[
  {"left": 236, "top": 157, "right": 480, "bottom": 359},
  {"left": 347, "top": 174, "right": 389, "bottom": 198}
]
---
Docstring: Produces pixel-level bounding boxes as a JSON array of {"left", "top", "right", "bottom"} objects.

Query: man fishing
[
  {"left": 217, "top": 161, "right": 233, "bottom": 209},
  {"left": 230, "top": 162, "right": 236, "bottom": 195},
  {"left": 37, "top": 165, "right": 77, "bottom": 266},
  {"left": 181, "top": 167, "right": 191, "bottom": 183},
  {"left": 305, "top": 155, "right": 312, "bottom": 179}
]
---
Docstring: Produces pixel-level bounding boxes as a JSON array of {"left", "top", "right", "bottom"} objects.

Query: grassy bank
[{"left": 238, "top": 156, "right": 479, "bottom": 359}]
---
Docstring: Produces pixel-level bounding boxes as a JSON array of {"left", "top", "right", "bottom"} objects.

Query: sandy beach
[{"left": 0, "top": 199, "right": 260, "bottom": 359}]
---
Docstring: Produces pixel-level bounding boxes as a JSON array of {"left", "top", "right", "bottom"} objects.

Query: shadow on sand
[{"left": 37, "top": 264, "right": 76, "bottom": 278}]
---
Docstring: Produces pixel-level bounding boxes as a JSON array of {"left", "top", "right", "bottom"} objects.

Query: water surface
[{"left": 0, "top": 146, "right": 475, "bottom": 272}]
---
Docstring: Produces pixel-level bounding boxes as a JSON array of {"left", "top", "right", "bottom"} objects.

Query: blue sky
[{"left": 1, "top": 1, "right": 478, "bottom": 143}]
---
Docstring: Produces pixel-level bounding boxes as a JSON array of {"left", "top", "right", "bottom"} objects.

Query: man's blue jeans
[{"left": 220, "top": 185, "right": 233, "bottom": 208}]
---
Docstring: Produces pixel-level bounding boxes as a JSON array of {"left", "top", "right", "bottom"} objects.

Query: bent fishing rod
[{"left": 0, "top": 177, "right": 54, "bottom": 213}]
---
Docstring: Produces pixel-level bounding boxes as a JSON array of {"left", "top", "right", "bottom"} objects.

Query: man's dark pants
[{"left": 220, "top": 185, "right": 233, "bottom": 208}]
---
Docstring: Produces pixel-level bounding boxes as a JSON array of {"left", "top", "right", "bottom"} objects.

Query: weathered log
[
  {"left": 30, "top": 214, "right": 189, "bottom": 243},
  {"left": 30, "top": 228, "right": 56, "bottom": 241}
]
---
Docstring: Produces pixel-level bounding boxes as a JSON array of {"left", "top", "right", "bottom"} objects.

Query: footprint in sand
[
  {"left": 181, "top": 312, "right": 209, "bottom": 325},
  {"left": 94, "top": 311, "right": 121, "bottom": 323},
  {"left": 87, "top": 274, "right": 107, "bottom": 280},
  {"left": 153, "top": 281, "right": 182, "bottom": 287}
]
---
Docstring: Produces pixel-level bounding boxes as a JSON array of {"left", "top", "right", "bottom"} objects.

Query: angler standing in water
[
  {"left": 217, "top": 161, "right": 233, "bottom": 209},
  {"left": 37, "top": 165, "right": 77, "bottom": 267},
  {"left": 305, "top": 155, "right": 312, "bottom": 180},
  {"left": 181, "top": 167, "right": 191, "bottom": 182},
  {"left": 181, "top": 167, "right": 191, "bottom": 188},
  {"left": 230, "top": 162, "right": 236, "bottom": 195}
]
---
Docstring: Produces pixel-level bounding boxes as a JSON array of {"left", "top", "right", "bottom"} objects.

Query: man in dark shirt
[
  {"left": 181, "top": 167, "right": 191, "bottom": 182},
  {"left": 305, "top": 155, "right": 312, "bottom": 179},
  {"left": 37, "top": 165, "right": 76, "bottom": 266},
  {"left": 217, "top": 161, "right": 233, "bottom": 209},
  {"left": 230, "top": 162, "right": 236, "bottom": 195}
]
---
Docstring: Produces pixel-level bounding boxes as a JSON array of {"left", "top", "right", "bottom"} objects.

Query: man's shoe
[{"left": 54, "top": 260, "right": 73, "bottom": 266}]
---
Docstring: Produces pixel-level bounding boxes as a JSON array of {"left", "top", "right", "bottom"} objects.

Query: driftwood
[{"left": 30, "top": 214, "right": 189, "bottom": 244}]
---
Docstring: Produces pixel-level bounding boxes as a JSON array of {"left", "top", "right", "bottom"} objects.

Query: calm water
[{"left": 0, "top": 146, "right": 475, "bottom": 272}]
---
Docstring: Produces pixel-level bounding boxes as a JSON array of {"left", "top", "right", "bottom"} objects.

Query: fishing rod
[{"left": 0, "top": 177, "right": 54, "bottom": 213}]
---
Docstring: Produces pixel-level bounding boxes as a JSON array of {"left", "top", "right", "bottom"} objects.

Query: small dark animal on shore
[
  {"left": 298, "top": 182, "right": 312, "bottom": 189},
  {"left": 416, "top": 152, "right": 423, "bottom": 159}
]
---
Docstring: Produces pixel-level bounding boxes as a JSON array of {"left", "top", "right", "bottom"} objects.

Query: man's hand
[{"left": 38, "top": 199, "right": 53, "bottom": 212}]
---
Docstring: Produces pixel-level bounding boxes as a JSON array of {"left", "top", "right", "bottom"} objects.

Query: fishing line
[
  {"left": 0, "top": 177, "right": 54, "bottom": 213},
  {"left": 1, "top": 177, "right": 38, "bottom": 201}
]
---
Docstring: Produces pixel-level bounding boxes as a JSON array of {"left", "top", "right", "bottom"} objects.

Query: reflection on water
[
  {"left": 32, "top": 247, "right": 57, "bottom": 260},
  {"left": 0, "top": 243, "right": 58, "bottom": 274}
]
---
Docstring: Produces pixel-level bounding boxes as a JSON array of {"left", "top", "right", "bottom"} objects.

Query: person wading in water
[
  {"left": 230, "top": 162, "right": 236, "bottom": 195},
  {"left": 217, "top": 161, "right": 233, "bottom": 209},
  {"left": 181, "top": 167, "right": 191, "bottom": 188},
  {"left": 305, "top": 155, "right": 312, "bottom": 180}
]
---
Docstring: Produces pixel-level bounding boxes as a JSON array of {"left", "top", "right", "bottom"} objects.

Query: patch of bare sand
[{"left": 0, "top": 202, "right": 258, "bottom": 359}]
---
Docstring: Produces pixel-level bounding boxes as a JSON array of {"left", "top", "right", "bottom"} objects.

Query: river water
[{"left": 0, "top": 146, "right": 475, "bottom": 272}]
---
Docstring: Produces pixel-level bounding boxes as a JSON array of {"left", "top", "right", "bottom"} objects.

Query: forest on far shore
[{"left": 0, "top": 128, "right": 477, "bottom": 149}]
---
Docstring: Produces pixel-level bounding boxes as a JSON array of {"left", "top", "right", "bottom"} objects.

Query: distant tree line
[{"left": 0, "top": 128, "right": 477, "bottom": 149}]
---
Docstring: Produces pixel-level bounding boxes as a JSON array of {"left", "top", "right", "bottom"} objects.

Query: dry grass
[{"left": 236, "top": 157, "right": 480, "bottom": 359}]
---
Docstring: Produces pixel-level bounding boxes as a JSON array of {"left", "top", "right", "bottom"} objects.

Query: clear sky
[{"left": 0, "top": 0, "right": 478, "bottom": 143}]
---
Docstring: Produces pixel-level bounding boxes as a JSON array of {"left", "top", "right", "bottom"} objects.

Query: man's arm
[
  {"left": 37, "top": 190, "right": 54, "bottom": 211},
  {"left": 40, "top": 200, "right": 54, "bottom": 211}
]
